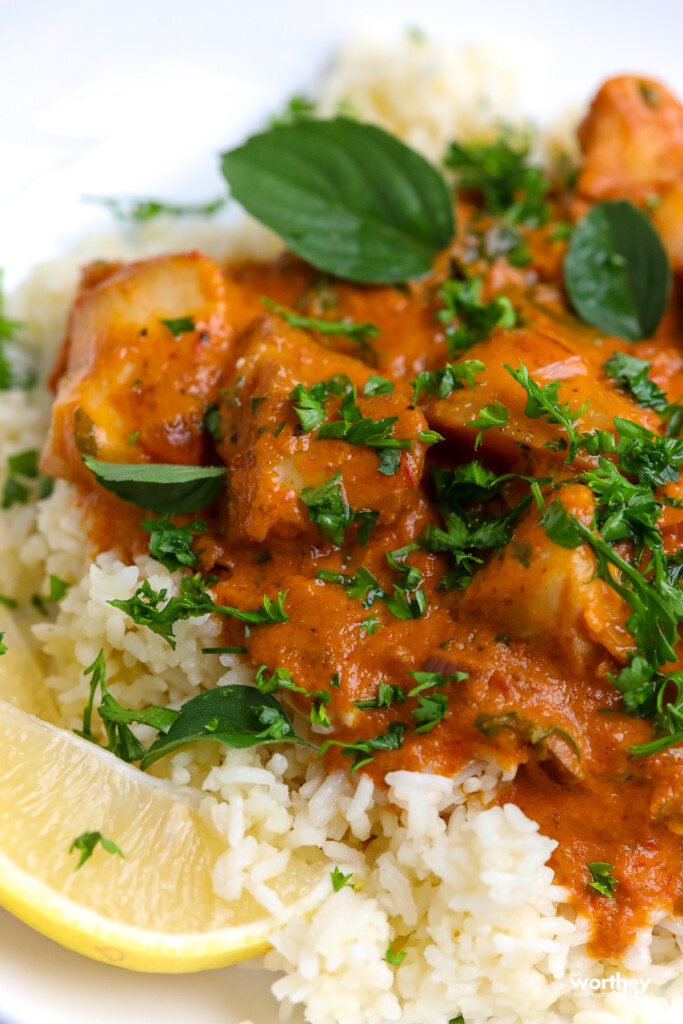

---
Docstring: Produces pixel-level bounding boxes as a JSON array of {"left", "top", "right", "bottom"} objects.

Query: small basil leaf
[
  {"left": 83, "top": 457, "right": 226, "bottom": 514},
  {"left": 564, "top": 200, "right": 672, "bottom": 341},
  {"left": 140, "top": 685, "right": 311, "bottom": 768},
  {"left": 220, "top": 118, "right": 455, "bottom": 284}
]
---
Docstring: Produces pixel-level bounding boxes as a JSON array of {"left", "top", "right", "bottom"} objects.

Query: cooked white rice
[{"left": 3, "top": 28, "right": 683, "bottom": 1024}]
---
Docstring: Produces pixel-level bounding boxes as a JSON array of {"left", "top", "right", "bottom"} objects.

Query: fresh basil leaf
[
  {"left": 140, "top": 685, "right": 311, "bottom": 768},
  {"left": 221, "top": 118, "right": 455, "bottom": 284},
  {"left": 82, "top": 457, "right": 227, "bottom": 514},
  {"left": 564, "top": 200, "right": 672, "bottom": 341}
]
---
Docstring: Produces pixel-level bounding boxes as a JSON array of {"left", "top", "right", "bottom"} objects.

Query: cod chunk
[
  {"left": 217, "top": 314, "right": 428, "bottom": 544},
  {"left": 41, "top": 252, "right": 230, "bottom": 484}
]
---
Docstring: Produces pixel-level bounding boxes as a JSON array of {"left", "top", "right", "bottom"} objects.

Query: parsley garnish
[
  {"left": 588, "top": 862, "right": 617, "bottom": 898},
  {"left": 69, "top": 831, "right": 124, "bottom": 870},
  {"left": 300, "top": 472, "right": 354, "bottom": 547},
  {"left": 141, "top": 516, "right": 206, "bottom": 573},
  {"left": 363, "top": 375, "right": 394, "bottom": 397},
  {"left": 85, "top": 195, "right": 225, "bottom": 222},
  {"left": 262, "top": 297, "right": 379, "bottom": 348},
  {"left": 410, "top": 359, "right": 485, "bottom": 404},
  {"left": 31, "top": 574, "right": 71, "bottom": 615},
  {"left": 437, "top": 278, "right": 515, "bottom": 356},
  {"left": 385, "top": 941, "right": 406, "bottom": 966},
  {"left": 330, "top": 867, "right": 355, "bottom": 891},
  {"left": 505, "top": 361, "right": 588, "bottom": 462},
  {"left": 108, "top": 574, "right": 289, "bottom": 649},
  {"left": 467, "top": 401, "right": 509, "bottom": 447},
  {"left": 160, "top": 316, "right": 195, "bottom": 338},
  {"left": 359, "top": 613, "right": 383, "bottom": 636},
  {"left": 355, "top": 681, "right": 405, "bottom": 709},
  {"left": 202, "top": 402, "right": 223, "bottom": 442},
  {"left": 445, "top": 130, "right": 551, "bottom": 226},
  {"left": 319, "top": 721, "right": 406, "bottom": 773}
]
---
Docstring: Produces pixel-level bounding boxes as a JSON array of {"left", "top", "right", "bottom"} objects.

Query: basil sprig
[
  {"left": 221, "top": 118, "right": 455, "bottom": 283},
  {"left": 564, "top": 200, "right": 671, "bottom": 342},
  {"left": 83, "top": 457, "right": 226, "bottom": 514}
]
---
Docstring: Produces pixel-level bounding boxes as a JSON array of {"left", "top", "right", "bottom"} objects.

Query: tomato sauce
[{"left": 45, "top": 73, "right": 683, "bottom": 959}]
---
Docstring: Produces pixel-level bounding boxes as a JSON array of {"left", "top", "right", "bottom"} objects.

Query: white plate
[{"left": 1, "top": 1, "right": 683, "bottom": 1021}]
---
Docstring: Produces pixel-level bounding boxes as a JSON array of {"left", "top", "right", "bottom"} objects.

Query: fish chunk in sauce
[{"left": 42, "top": 74, "right": 683, "bottom": 960}]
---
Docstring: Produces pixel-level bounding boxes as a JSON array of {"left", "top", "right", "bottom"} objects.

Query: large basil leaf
[
  {"left": 140, "top": 685, "right": 311, "bottom": 768},
  {"left": 220, "top": 118, "right": 455, "bottom": 283},
  {"left": 564, "top": 200, "right": 671, "bottom": 341},
  {"left": 83, "top": 457, "right": 226, "bottom": 514}
]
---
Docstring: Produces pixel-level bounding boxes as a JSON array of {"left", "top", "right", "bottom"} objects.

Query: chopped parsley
[
  {"left": 202, "top": 402, "right": 223, "bottom": 442},
  {"left": 141, "top": 516, "right": 206, "bottom": 573},
  {"left": 31, "top": 574, "right": 71, "bottom": 615},
  {"left": 355, "top": 681, "right": 405, "bottom": 709},
  {"left": 69, "top": 831, "right": 124, "bottom": 870},
  {"left": 160, "top": 316, "right": 196, "bottom": 338},
  {"left": 385, "top": 941, "right": 407, "bottom": 966},
  {"left": 262, "top": 297, "right": 379, "bottom": 348},
  {"left": 467, "top": 401, "right": 509, "bottom": 447},
  {"left": 300, "top": 472, "right": 354, "bottom": 547},
  {"left": 505, "top": 361, "right": 588, "bottom": 462},
  {"left": 363, "top": 375, "right": 395, "bottom": 397},
  {"left": 410, "top": 358, "right": 485, "bottom": 404},
  {"left": 359, "top": 613, "right": 383, "bottom": 636},
  {"left": 445, "top": 129, "right": 551, "bottom": 227},
  {"left": 108, "top": 574, "right": 289, "bottom": 649},
  {"left": 330, "top": 867, "right": 355, "bottom": 891},
  {"left": 588, "top": 861, "right": 617, "bottom": 898},
  {"left": 84, "top": 195, "right": 225, "bottom": 222},
  {"left": 437, "top": 278, "right": 516, "bottom": 356},
  {"left": 319, "top": 721, "right": 406, "bottom": 773}
]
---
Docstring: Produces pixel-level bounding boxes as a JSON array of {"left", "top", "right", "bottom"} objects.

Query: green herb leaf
[
  {"left": 69, "top": 831, "right": 124, "bottom": 870},
  {"left": 564, "top": 200, "right": 672, "bottom": 341},
  {"left": 467, "top": 401, "right": 509, "bottom": 448},
  {"left": 319, "top": 720, "right": 406, "bottom": 772},
  {"left": 385, "top": 941, "right": 407, "bottom": 966},
  {"left": 445, "top": 130, "right": 551, "bottom": 226},
  {"left": 354, "top": 509, "right": 380, "bottom": 546},
  {"left": 300, "top": 472, "right": 353, "bottom": 546},
  {"left": 160, "top": 316, "right": 196, "bottom": 338},
  {"left": 603, "top": 352, "right": 668, "bottom": 411},
  {"left": 83, "top": 457, "right": 227, "bottom": 515},
  {"left": 505, "top": 361, "right": 587, "bottom": 462},
  {"left": 141, "top": 515, "right": 206, "bottom": 573},
  {"left": 84, "top": 195, "right": 225, "bottom": 222},
  {"left": 262, "top": 297, "right": 379, "bottom": 347},
  {"left": 406, "top": 670, "right": 468, "bottom": 695},
  {"left": 201, "top": 403, "right": 223, "bottom": 442},
  {"left": 588, "top": 861, "right": 618, "bottom": 898},
  {"left": 355, "top": 681, "right": 405, "bottom": 709},
  {"left": 437, "top": 278, "right": 515, "bottom": 356},
  {"left": 330, "top": 867, "right": 355, "bottom": 891},
  {"left": 363, "top": 375, "right": 395, "bottom": 397},
  {"left": 109, "top": 574, "right": 288, "bottom": 649},
  {"left": 221, "top": 118, "right": 455, "bottom": 284},
  {"left": 141, "top": 684, "right": 311, "bottom": 768},
  {"left": 410, "top": 359, "right": 485, "bottom": 405}
]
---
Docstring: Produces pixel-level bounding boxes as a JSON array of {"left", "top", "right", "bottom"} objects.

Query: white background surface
[{"left": 1, "top": 0, "right": 683, "bottom": 1022}]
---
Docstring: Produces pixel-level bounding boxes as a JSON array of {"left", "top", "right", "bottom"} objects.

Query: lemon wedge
[{"left": 0, "top": 698, "right": 328, "bottom": 972}]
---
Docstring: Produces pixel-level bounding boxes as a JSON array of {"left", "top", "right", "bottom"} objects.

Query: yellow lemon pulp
[{"left": 0, "top": 697, "right": 328, "bottom": 972}]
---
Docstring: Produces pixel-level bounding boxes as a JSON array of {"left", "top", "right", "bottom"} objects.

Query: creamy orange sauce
[{"left": 43, "top": 74, "right": 683, "bottom": 959}]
